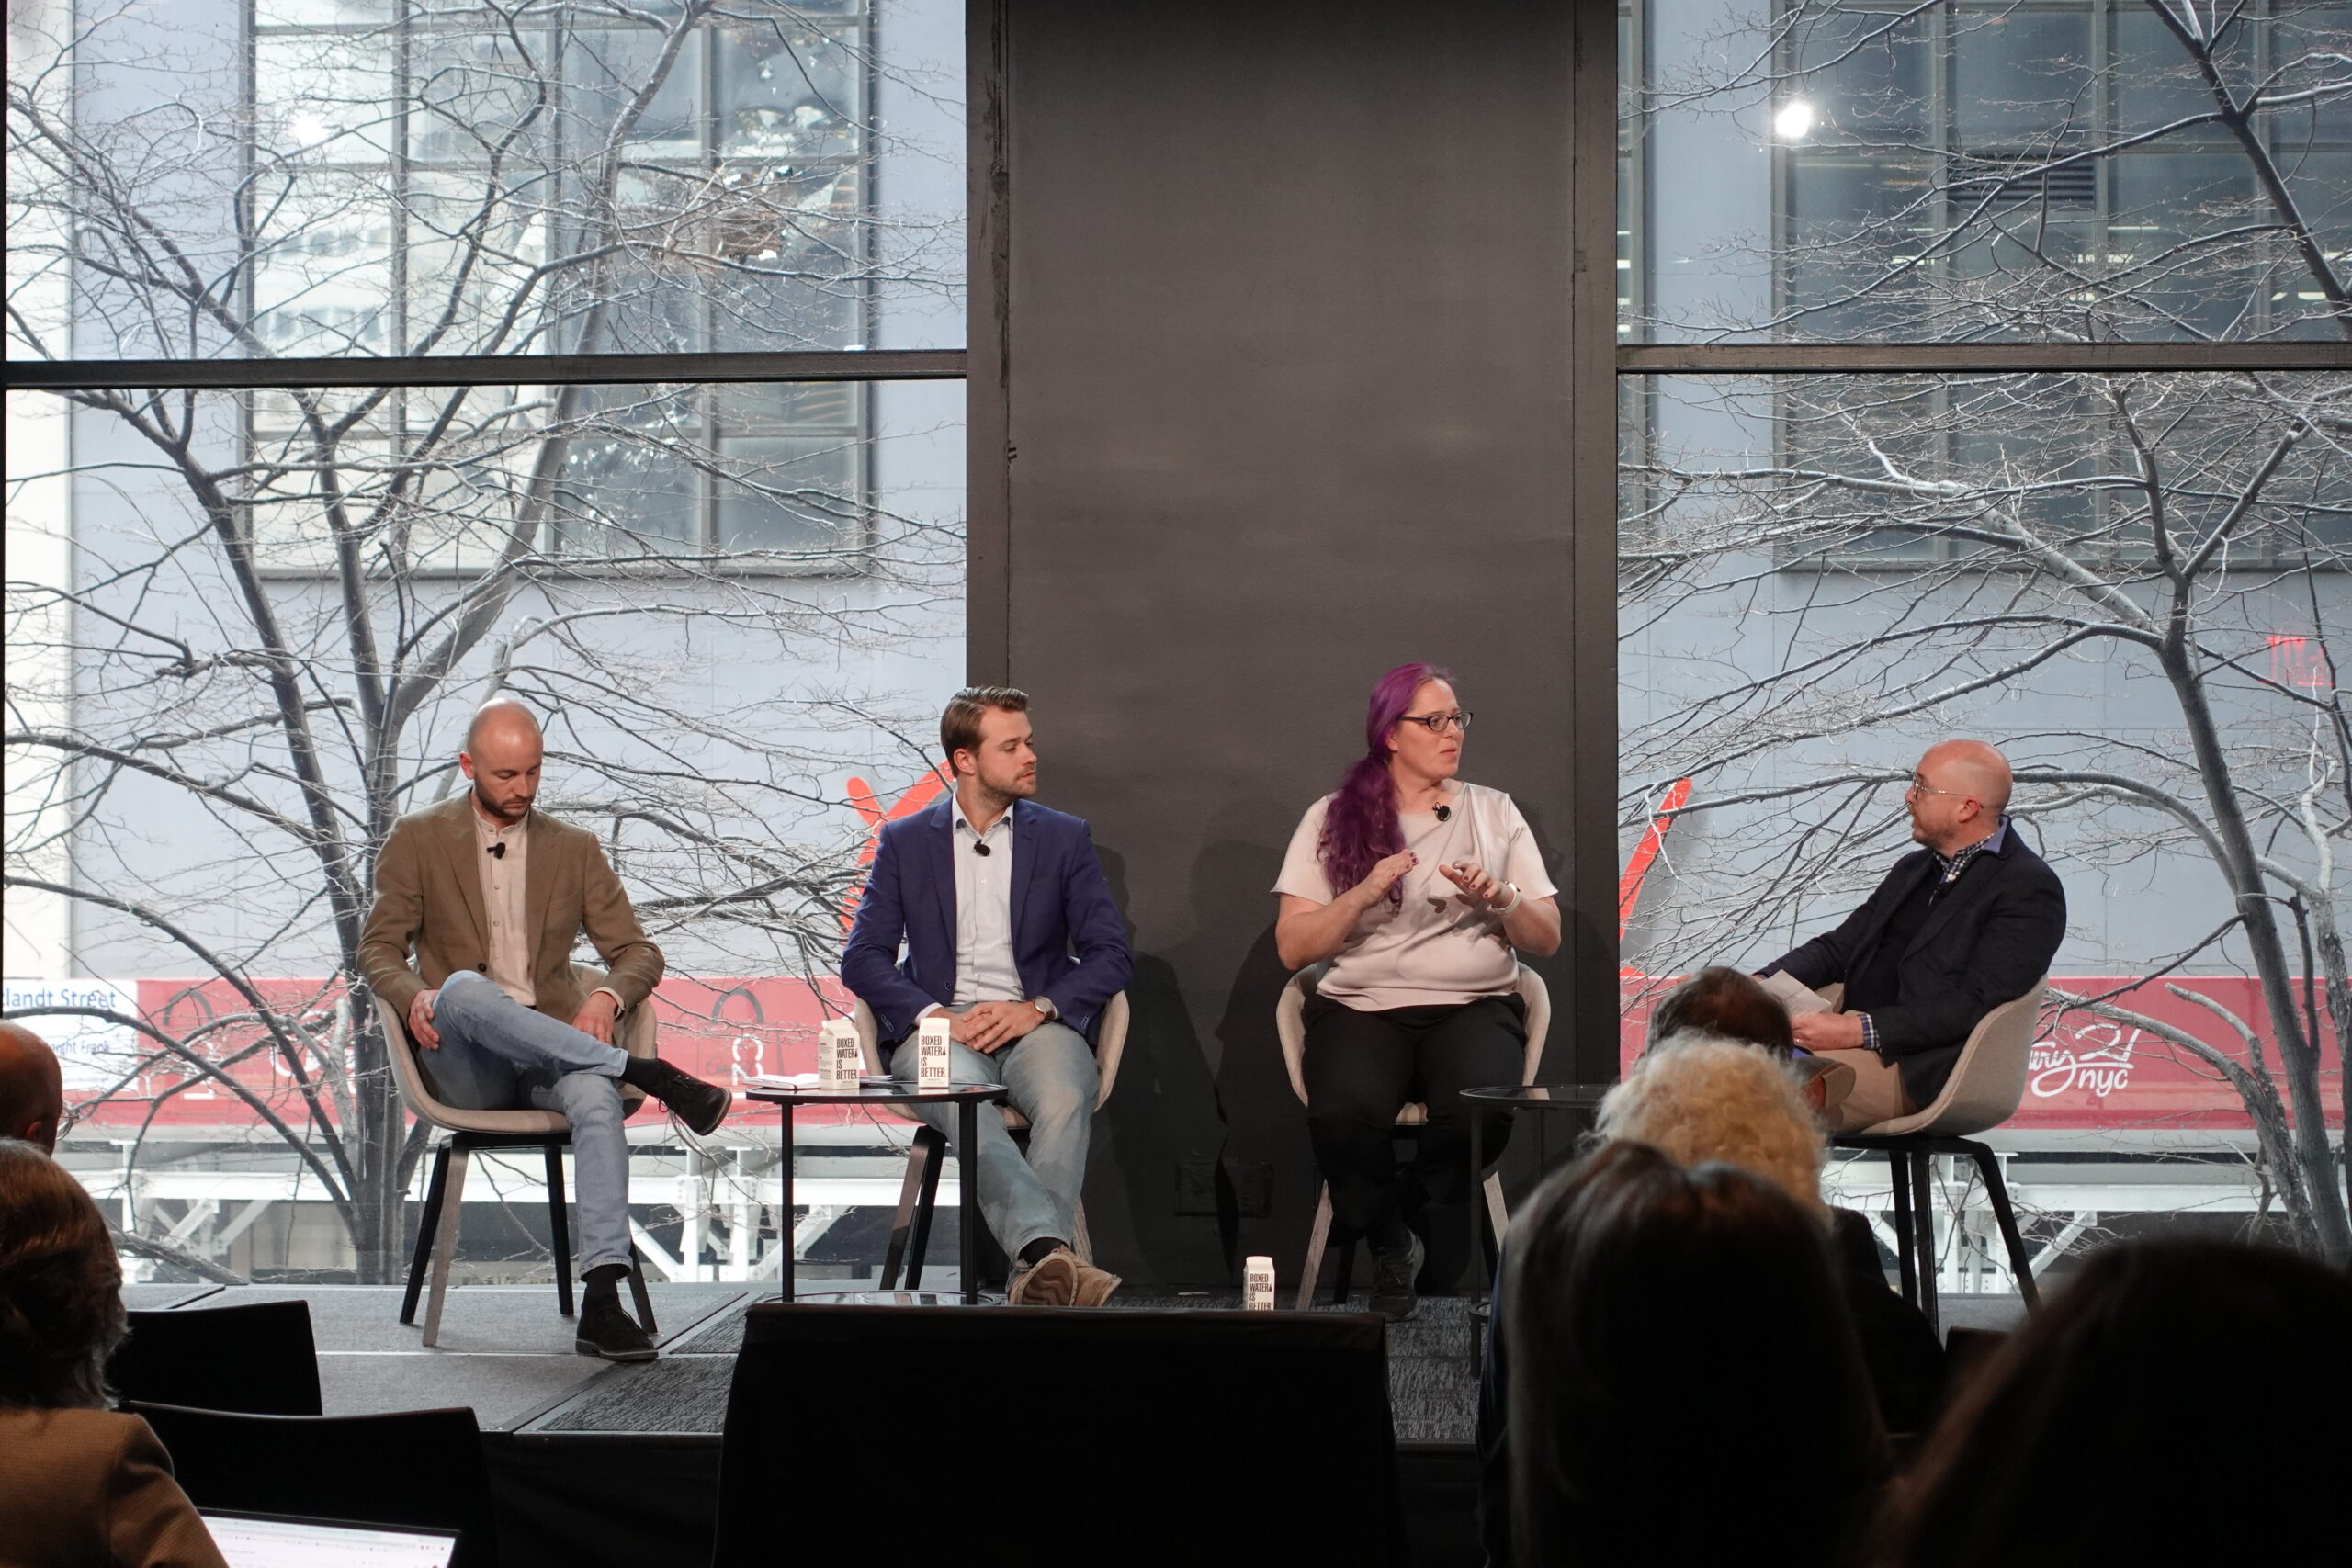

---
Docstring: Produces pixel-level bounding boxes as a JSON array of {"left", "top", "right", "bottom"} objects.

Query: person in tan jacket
[
  {"left": 359, "top": 697, "right": 729, "bottom": 1360},
  {"left": 0, "top": 1140, "right": 229, "bottom": 1568}
]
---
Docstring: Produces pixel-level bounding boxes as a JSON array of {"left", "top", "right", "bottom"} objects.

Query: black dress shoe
[
  {"left": 1368, "top": 1231, "right": 1426, "bottom": 1323},
  {"left": 642, "top": 1060, "right": 731, "bottom": 1136},
  {"left": 576, "top": 1296, "right": 658, "bottom": 1361}
]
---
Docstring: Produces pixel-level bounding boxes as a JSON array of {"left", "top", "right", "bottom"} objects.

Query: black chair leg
[
  {"left": 1328, "top": 1239, "right": 1358, "bottom": 1307},
  {"left": 1966, "top": 1141, "right": 2040, "bottom": 1308},
  {"left": 401, "top": 1145, "right": 453, "bottom": 1326},
  {"left": 1887, "top": 1146, "right": 1918, "bottom": 1309},
  {"left": 904, "top": 1124, "right": 948, "bottom": 1290},
  {"left": 1910, "top": 1146, "right": 1940, "bottom": 1340},
  {"left": 881, "top": 1126, "right": 939, "bottom": 1290},
  {"left": 546, "top": 1144, "right": 574, "bottom": 1318},
  {"left": 627, "top": 1243, "right": 659, "bottom": 1336}
]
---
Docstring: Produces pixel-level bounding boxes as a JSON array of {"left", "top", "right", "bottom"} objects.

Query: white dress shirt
[
  {"left": 951, "top": 801, "right": 1027, "bottom": 1007},
  {"left": 470, "top": 803, "right": 535, "bottom": 1007}
]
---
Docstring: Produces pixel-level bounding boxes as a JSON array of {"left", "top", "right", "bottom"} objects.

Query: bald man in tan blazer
[{"left": 360, "top": 698, "right": 729, "bottom": 1360}]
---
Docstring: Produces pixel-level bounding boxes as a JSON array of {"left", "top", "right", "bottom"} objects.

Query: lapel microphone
[
  {"left": 487, "top": 842, "right": 506, "bottom": 859},
  {"left": 1433, "top": 804, "right": 1452, "bottom": 822},
  {"left": 972, "top": 840, "right": 991, "bottom": 856}
]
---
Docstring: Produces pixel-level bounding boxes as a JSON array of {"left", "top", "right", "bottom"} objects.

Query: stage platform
[
  {"left": 120, "top": 1281, "right": 2025, "bottom": 1567},
  {"left": 121, "top": 1280, "right": 1516, "bottom": 1567}
]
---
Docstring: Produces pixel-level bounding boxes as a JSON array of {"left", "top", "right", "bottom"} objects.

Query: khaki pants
[{"left": 1812, "top": 1048, "right": 1916, "bottom": 1134}]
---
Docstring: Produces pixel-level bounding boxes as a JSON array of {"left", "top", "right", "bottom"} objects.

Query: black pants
[{"left": 1302, "top": 993, "right": 1525, "bottom": 1258}]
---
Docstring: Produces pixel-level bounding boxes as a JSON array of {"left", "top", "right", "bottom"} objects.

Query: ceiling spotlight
[{"left": 1773, "top": 99, "right": 1816, "bottom": 141}]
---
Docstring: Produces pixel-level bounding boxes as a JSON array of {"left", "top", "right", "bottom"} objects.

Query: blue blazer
[{"left": 842, "top": 795, "right": 1134, "bottom": 1046}]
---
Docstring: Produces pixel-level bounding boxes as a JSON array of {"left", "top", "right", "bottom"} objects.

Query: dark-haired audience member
[
  {"left": 1877, "top": 1237, "right": 2351, "bottom": 1567},
  {"left": 0, "top": 1021, "right": 65, "bottom": 1151},
  {"left": 0, "top": 1140, "right": 228, "bottom": 1568},
  {"left": 1597, "top": 1040, "right": 1946, "bottom": 1435},
  {"left": 1501, "top": 1143, "right": 1888, "bottom": 1568},
  {"left": 1645, "top": 965, "right": 1796, "bottom": 1055}
]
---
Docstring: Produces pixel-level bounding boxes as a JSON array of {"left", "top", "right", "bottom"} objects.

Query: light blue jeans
[
  {"left": 422, "top": 970, "right": 633, "bottom": 1274},
  {"left": 889, "top": 1012, "right": 1098, "bottom": 1261}
]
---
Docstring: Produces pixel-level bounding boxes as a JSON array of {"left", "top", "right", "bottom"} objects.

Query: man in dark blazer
[
  {"left": 1763, "top": 739, "right": 2064, "bottom": 1132},
  {"left": 842, "top": 685, "right": 1133, "bottom": 1306}
]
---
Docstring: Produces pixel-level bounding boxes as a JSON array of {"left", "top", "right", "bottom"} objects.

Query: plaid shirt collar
[{"left": 1934, "top": 815, "right": 2010, "bottom": 887}]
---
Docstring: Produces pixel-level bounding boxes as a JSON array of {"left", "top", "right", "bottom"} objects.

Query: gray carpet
[
  {"left": 531, "top": 1291, "right": 1484, "bottom": 1444},
  {"left": 132, "top": 1284, "right": 752, "bottom": 1431}
]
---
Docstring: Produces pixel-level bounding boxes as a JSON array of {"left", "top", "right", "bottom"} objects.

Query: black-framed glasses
[{"left": 1398, "top": 710, "right": 1474, "bottom": 735}]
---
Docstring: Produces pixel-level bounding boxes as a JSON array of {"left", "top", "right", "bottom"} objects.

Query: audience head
[
  {"left": 0, "top": 1139, "right": 124, "bottom": 1409},
  {"left": 0, "top": 1022, "right": 65, "bottom": 1152},
  {"left": 1319, "top": 661, "right": 1458, "bottom": 898},
  {"left": 459, "top": 696, "right": 545, "bottom": 826},
  {"left": 1599, "top": 1035, "right": 1826, "bottom": 1211},
  {"left": 1503, "top": 1141, "right": 1884, "bottom": 1568},
  {"left": 940, "top": 685, "right": 1037, "bottom": 804},
  {"left": 1880, "top": 1236, "right": 2352, "bottom": 1567},
  {"left": 1906, "top": 739, "right": 2011, "bottom": 855},
  {"left": 1645, "top": 966, "right": 1795, "bottom": 1055}
]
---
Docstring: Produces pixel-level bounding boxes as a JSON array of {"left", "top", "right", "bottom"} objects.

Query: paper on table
[{"left": 1759, "top": 969, "right": 1832, "bottom": 1017}]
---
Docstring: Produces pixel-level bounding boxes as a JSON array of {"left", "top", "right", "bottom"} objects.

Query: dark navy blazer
[{"left": 841, "top": 795, "right": 1133, "bottom": 1046}]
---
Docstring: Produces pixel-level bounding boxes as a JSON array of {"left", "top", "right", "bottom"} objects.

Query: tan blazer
[
  {"left": 358, "top": 795, "right": 663, "bottom": 1025},
  {"left": 0, "top": 1407, "right": 228, "bottom": 1568}
]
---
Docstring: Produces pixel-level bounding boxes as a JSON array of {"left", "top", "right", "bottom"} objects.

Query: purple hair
[{"left": 1318, "top": 661, "right": 1454, "bottom": 903}]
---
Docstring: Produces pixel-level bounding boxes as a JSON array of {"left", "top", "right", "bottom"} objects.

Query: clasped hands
[{"left": 933, "top": 998, "right": 1047, "bottom": 1055}]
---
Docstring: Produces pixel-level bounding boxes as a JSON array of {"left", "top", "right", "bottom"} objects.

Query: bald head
[
  {"left": 460, "top": 697, "right": 544, "bottom": 825},
  {"left": 1908, "top": 739, "right": 2013, "bottom": 853},
  {"left": 0, "top": 1021, "right": 65, "bottom": 1153}
]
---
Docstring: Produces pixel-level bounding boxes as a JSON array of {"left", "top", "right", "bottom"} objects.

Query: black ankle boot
[{"left": 621, "top": 1057, "right": 731, "bottom": 1135}]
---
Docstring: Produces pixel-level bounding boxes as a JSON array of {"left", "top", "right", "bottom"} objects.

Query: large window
[
  {"left": 1619, "top": 1, "right": 2349, "bottom": 1272},
  {"left": 6, "top": 0, "right": 965, "bottom": 1283}
]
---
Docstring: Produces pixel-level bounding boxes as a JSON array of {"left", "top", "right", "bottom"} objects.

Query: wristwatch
[{"left": 1030, "top": 998, "right": 1055, "bottom": 1019}]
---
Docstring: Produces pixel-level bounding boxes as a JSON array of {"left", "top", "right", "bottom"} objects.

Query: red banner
[
  {"left": 65, "top": 976, "right": 878, "bottom": 1131},
  {"left": 1619, "top": 974, "right": 2342, "bottom": 1131}
]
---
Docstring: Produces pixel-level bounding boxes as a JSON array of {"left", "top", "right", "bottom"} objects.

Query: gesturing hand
[
  {"left": 408, "top": 988, "right": 442, "bottom": 1050},
  {"left": 1438, "top": 860, "right": 1508, "bottom": 909},
  {"left": 1351, "top": 851, "right": 1418, "bottom": 908}
]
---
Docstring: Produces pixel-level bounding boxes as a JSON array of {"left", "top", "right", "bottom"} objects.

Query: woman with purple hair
[{"left": 1273, "top": 662, "right": 1560, "bottom": 1321}]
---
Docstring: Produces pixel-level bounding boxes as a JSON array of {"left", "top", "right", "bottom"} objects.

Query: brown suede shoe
[
  {"left": 1071, "top": 1258, "right": 1123, "bottom": 1307},
  {"left": 1009, "top": 1247, "right": 1080, "bottom": 1306}
]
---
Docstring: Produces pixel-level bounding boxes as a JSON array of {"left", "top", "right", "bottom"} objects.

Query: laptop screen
[{"left": 200, "top": 1510, "right": 459, "bottom": 1568}]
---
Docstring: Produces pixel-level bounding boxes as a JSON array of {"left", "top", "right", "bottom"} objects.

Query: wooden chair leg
[
  {"left": 1295, "top": 1183, "right": 1334, "bottom": 1311},
  {"left": 881, "top": 1126, "right": 934, "bottom": 1290},
  {"left": 627, "top": 1242, "right": 658, "bottom": 1337},
  {"left": 1966, "top": 1141, "right": 2041, "bottom": 1308},
  {"left": 904, "top": 1124, "right": 948, "bottom": 1290},
  {"left": 401, "top": 1145, "right": 452, "bottom": 1326},
  {"left": 545, "top": 1143, "right": 574, "bottom": 1319},
  {"left": 1481, "top": 1169, "right": 1510, "bottom": 1275},
  {"left": 422, "top": 1145, "right": 471, "bottom": 1348}
]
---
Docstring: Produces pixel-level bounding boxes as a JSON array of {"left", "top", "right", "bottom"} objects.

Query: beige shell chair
[
  {"left": 1278, "top": 963, "right": 1550, "bottom": 1309},
  {"left": 1825, "top": 976, "right": 2050, "bottom": 1335},
  {"left": 847, "top": 993, "right": 1130, "bottom": 1286},
  {"left": 385, "top": 965, "right": 659, "bottom": 1347}
]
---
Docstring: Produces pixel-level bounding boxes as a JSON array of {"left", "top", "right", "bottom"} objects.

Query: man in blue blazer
[{"left": 842, "top": 685, "right": 1134, "bottom": 1305}]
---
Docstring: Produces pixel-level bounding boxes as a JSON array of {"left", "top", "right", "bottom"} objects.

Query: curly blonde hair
[{"left": 1597, "top": 1032, "right": 1826, "bottom": 1211}]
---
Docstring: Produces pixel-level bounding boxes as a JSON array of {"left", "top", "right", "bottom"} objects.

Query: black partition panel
[{"left": 971, "top": 0, "right": 1618, "bottom": 1286}]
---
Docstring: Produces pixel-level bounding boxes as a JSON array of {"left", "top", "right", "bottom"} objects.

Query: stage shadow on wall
[{"left": 1088, "top": 829, "right": 1326, "bottom": 1291}]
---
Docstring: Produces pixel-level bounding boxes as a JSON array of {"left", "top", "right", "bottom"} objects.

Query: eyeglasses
[
  {"left": 1398, "top": 710, "right": 1474, "bottom": 735},
  {"left": 1905, "top": 776, "right": 1973, "bottom": 802}
]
